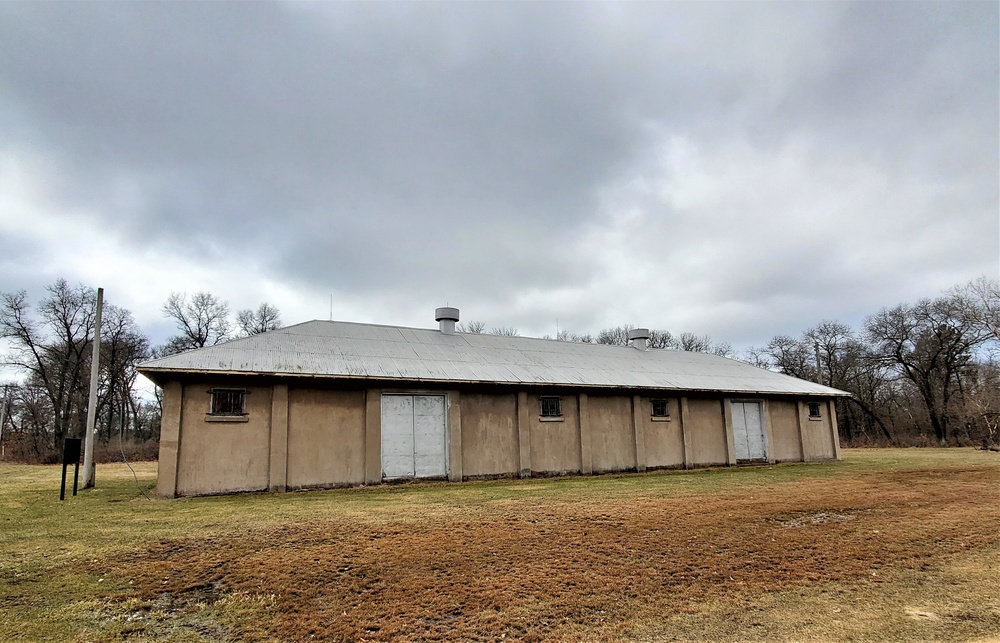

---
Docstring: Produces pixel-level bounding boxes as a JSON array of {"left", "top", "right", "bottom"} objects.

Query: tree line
[
  {"left": 462, "top": 277, "right": 1000, "bottom": 448},
  {"left": 2, "top": 277, "right": 997, "bottom": 462},
  {"left": 0, "top": 281, "right": 281, "bottom": 463},
  {"left": 460, "top": 320, "right": 735, "bottom": 355},
  {"left": 749, "top": 277, "right": 998, "bottom": 448}
]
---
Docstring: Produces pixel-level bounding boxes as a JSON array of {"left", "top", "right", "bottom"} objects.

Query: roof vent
[
  {"left": 435, "top": 307, "right": 460, "bottom": 335},
  {"left": 628, "top": 328, "right": 650, "bottom": 350}
]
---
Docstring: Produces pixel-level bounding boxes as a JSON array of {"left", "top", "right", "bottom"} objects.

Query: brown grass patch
[{"left": 102, "top": 465, "right": 1000, "bottom": 641}]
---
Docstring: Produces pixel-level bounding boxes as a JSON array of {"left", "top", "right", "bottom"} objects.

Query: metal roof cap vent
[
  {"left": 435, "top": 307, "right": 460, "bottom": 334},
  {"left": 628, "top": 328, "right": 650, "bottom": 350}
]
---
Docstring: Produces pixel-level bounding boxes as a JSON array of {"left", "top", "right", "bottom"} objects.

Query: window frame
[
  {"left": 650, "top": 398, "right": 671, "bottom": 420},
  {"left": 209, "top": 388, "right": 248, "bottom": 417},
  {"left": 807, "top": 401, "right": 822, "bottom": 420},
  {"left": 539, "top": 396, "right": 562, "bottom": 418}
]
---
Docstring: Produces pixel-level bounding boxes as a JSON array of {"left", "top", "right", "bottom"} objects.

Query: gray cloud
[{"left": 0, "top": 1, "right": 995, "bottom": 348}]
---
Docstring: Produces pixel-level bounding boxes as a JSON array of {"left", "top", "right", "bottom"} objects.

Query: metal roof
[{"left": 138, "top": 320, "right": 849, "bottom": 397}]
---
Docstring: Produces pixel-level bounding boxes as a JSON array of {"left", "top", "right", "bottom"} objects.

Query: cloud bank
[{"left": 0, "top": 1, "right": 996, "bottom": 348}]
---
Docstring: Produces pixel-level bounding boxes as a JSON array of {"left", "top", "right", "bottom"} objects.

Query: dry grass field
[{"left": 2, "top": 448, "right": 999, "bottom": 642}]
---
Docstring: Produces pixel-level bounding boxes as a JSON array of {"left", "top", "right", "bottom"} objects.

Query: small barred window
[
  {"left": 210, "top": 389, "right": 246, "bottom": 416},
  {"left": 540, "top": 396, "right": 562, "bottom": 417},
  {"left": 651, "top": 399, "right": 669, "bottom": 418},
  {"left": 808, "top": 402, "right": 822, "bottom": 418}
]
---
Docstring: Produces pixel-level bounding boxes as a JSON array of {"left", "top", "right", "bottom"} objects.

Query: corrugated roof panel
[{"left": 138, "top": 320, "right": 849, "bottom": 396}]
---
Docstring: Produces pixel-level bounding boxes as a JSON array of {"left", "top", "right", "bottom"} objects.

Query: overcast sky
[{"left": 1, "top": 1, "right": 997, "bottom": 354}]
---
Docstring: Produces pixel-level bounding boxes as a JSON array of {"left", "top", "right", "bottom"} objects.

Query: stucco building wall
[
  {"left": 156, "top": 378, "right": 843, "bottom": 497},
  {"left": 768, "top": 399, "right": 804, "bottom": 462},
  {"left": 586, "top": 395, "right": 637, "bottom": 473},
  {"left": 801, "top": 400, "right": 840, "bottom": 461},
  {"left": 686, "top": 398, "right": 729, "bottom": 466},
  {"left": 460, "top": 393, "right": 518, "bottom": 477},
  {"left": 528, "top": 392, "right": 582, "bottom": 474},
  {"left": 175, "top": 382, "right": 273, "bottom": 496},
  {"left": 286, "top": 388, "right": 366, "bottom": 489},
  {"left": 640, "top": 396, "right": 684, "bottom": 469}
]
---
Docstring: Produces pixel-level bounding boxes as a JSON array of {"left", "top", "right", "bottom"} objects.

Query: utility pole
[
  {"left": 82, "top": 287, "right": 103, "bottom": 489},
  {"left": 814, "top": 342, "right": 823, "bottom": 386},
  {"left": 0, "top": 384, "right": 9, "bottom": 460}
]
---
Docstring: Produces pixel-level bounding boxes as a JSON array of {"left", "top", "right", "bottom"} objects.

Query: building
[{"left": 138, "top": 308, "right": 848, "bottom": 498}]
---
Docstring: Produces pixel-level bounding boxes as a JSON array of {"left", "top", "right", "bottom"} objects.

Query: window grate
[
  {"left": 808, "top": 402, "right": 822, "bottom": 418},
  {"left": 651, "top": 398, "right": 669, "bottom": 418},
  {"left": 211, "top": 389, "right": 246, "bottom": 416},
  {"left": 540, "top": 396, "right": 562, "bottom": 417}
]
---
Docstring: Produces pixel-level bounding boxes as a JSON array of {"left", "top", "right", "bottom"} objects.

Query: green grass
[
  {"left": 0, "top": 447, "right": 990, "bottom": 577},
  {"left": 1, "top": 448, "right": 997, "bottom": 641}
]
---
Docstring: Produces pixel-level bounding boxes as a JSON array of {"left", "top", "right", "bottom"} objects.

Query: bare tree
[
  {"left": 710, "top": 342, "right": 734, "bottom": 358},
  {"left": 0, "top": 281, "right": 149, "bottom": 455},
  {"left": 490, "top": 326, "right": 519, "bottom": 337},
  {"left": 956, "top": 359, "right": 1000, "bottom": 448},
  {"left": 597, "top": 326, "right": 725, "bottom": 352},
  {"left": 647, "top": 329, "right": 674, "bottom": 349},
  {"left": 804, "top": 321, "right": 898, "bottom": 445},
  {"left": 0, "top": 383, "right": 58, "bottom": 461},
  {"left": 766, "top": 334, "right": 813, "bottom": 379},
  {"left": 95, "top": 305, "right": 150, "bottom": 442},
  {"left": 237, "top": 302, "right": 282, "bottom": 336},
  {"left": 458, "top": 320, "right": 486, "bottom": 334},
  {"left": 161, "top": 292, "right": 231, "bottom": 354},
  {"left": 556, "top": 329, "right": 595, "bottom": 343},
  {"left": 739, "top": 346, "right": 772, "bottom": 369},
  {"left": 676, "top": 332, "right": 713, "bottom": 353},
  {"left": 596, "top": 325, "right": 636, "bottom": 346},
  {"left": 0, "top": 281, "right": 97, "bottom": 450},
  {"left": 805, "top": 321, "right": 858, "bottom": 385},
  {"left": 953, "top": 276, "right": 1000, "bottom": 345},
  {"left": 865, "top": 295, "right": 991, "bottom": 444}
]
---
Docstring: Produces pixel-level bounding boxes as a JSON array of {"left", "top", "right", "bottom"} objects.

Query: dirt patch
[
  {"left": 105, "top": 466, "right": 1000, "bottom": 641},
  {"left": 769, "top": 510, "right": 856, "bottom": 528}
]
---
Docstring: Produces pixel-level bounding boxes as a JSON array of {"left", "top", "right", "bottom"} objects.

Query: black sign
[
  {"left": 63, "top": 438, "right": 81, "bottom": 463},
  {"left": 60, "top": 438, "right": 82, "bottom": 500}
]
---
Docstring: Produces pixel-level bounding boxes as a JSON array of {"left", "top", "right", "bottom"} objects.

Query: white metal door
[
  {"left": 381, "top": 395, "right": 415, "bottom": 478},
  {"left": 381, "top": 394, "right": 447, "bottom": 480},
  {"left": 413, "top": 395, "right": 447, "bottom": 478},
  {"left": 732, "top": 401, "right": 767, "bottom": 461}
]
